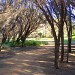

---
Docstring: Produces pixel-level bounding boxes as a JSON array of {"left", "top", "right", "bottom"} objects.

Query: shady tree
[
  {"left": 32, "top": 0, "right": 75, "bottom": 68},
  {"left": 0, "top": 0, "right": 44, "bottom": 47}
]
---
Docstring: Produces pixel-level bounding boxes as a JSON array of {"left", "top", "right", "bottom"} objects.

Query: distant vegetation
[{"left": 2, "top": 40, "right": 48, "bottom": 47}]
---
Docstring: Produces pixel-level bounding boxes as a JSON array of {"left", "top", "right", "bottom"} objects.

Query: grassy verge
[
  {"left": 2, "top": 40, "right": 48, "bottom": 47},
  {"left": 64, "top": 37, "right": 75, "bottom": 44}
]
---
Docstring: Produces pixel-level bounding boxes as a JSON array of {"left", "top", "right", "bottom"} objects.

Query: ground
[{"left": 0, "top": 46, "right": 75, "bottom": 75}]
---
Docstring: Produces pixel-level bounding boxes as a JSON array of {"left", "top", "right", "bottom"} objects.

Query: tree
[
  {"left": 32, "top": 0, "right": 69, "bottom": 68},
  {"left": 0, "top": 0, "right": 75, "bottom": 68},
  {"left": 16, "top": 7, "right": 43, "bottom": 46},
  {"left": 65, "top": 0, "right": 75, "bottom": 62},
  {"left": 0, "top": 1, "right": 43, "bottom": 47},
  {"left": 32, "top": 0, "right": 59, "bottom": 68}
]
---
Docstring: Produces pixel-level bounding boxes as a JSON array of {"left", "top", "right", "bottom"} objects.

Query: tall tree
[
  {"left": 32, "top": 0, "right": 64, "bottom": 68},
  {"left": 0, "top": 0, "right": 43, "bottom": 47},
  {"left": 33, "top": 0, "right": 71, "bottom": 68}
]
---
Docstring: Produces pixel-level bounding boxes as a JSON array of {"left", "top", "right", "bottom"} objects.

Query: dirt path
[{"left": 0, "top": 46, "right": 75, "bottom": 75}]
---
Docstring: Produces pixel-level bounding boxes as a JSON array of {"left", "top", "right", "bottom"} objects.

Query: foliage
[
  {"left": 0, "top": 1, "right": 44, "bottom": 47},
  {"left": 0, "top": 0, "right": 75, "bottom": 69},
  {"left": 32, "top": 0, "right": 75, "bottom": 68},
  {"left": 2, "top": 40, "right": 48, "bottom": 47}
]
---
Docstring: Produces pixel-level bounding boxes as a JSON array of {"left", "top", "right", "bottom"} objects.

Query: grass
[
  {"left": 64, "top": 37, "right": 75, "bottom": 44},
  {"left": 1, "top": 37, "right": 52, "bottom": 47},
  {"left": 1, "top": 36, "right": 75, "bottom": 47},
  {"left": 24, "top": 40, "right": 48, "bottom": 46},
  {"left": 1, "top": 40, "right": 49, "bottom": 47}
]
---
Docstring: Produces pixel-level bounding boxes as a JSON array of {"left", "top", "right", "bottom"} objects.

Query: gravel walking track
[{"left": 0, "top": 46, "right": 75, "bottom": 75}]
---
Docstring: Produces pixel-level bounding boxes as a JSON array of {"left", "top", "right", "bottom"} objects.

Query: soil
[{"left": 0, "top": 46, "right": 75, "bottom": 75}]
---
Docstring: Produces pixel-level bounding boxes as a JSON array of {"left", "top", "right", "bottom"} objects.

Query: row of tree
[
  {"left": 0, "top": 0, "right": 44, "bottom": 46},
  {"left": 32, "top": 0, "right": 75, "bottom": 68},
  {"left": 0, "top": 0, "right": 75, "bottom": 69}
]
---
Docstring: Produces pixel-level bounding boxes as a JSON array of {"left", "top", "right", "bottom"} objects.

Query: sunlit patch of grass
[
  {"left": 24, "top": 40, "right": 48, "bottom": 46},
  {"left": 72, "top": 35, "right": 75, "bottom": 39},
  {"left": 64, "top": 38, "right": 75, "bottom": 44}
]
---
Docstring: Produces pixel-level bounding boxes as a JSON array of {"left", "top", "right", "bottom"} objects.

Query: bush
[
  {"left": 24, "top": 40, "right": 40, "bottom": 46},
  {"left": 24, "top": 40, "right": 48, "bottom": 46},
  {"left": 2, "top": 40, "right": 48, "bottom": 47}
]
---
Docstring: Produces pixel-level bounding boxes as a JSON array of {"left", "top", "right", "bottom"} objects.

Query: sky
[{"left": 0, "top": 0, "right": 75, "bottom": 21}]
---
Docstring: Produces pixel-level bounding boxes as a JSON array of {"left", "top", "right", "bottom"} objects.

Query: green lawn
[
  {"left": 1, "top": 40, "right": 49, "bottom": 47},
  {"left": 26, "top": 37, "right": 54, "bottom": 41},
  {"left": 1, "top": 37, "right": 75, "bottom": 47}
]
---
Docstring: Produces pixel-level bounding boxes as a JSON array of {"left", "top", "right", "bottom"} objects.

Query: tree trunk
[
  {"left": 67, "top": 46, "right": 69, "bottom": 63},
  {"left": 21, "top": 38, "right": 25, "bottom": 47},
  {"left": 0, "top": 46, "right": 1, "bottom": 52},
  {"left": 67, "top": 26, "right": 72, "bottom": 62},
  {"left": 60, "top": 0, "right": 65, "bottom": 62},
  {"left": 67, "top": 0, "right": 72, "bottom": 53},
  {"left": 0, "top": 43, "right": 3, "bottom": 52},
  {"left": 22, "top": 41, "right": 24, "bottom": 47},
  {"left": 21, "top": 36, "right": 26, "bottom": 47},
  {"left": 68, "top": 36, "right": 72, "bottom": 53},
  {"left": 54, "top": 39, "right": 60, "bottom": 69},
  {"left": 60, "top": 28, "right": 64, "bottom": 62}
]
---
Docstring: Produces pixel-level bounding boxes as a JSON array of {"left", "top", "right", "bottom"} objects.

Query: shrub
[{"left": 1, "top": 40, "right": 48, "bottom": 47}]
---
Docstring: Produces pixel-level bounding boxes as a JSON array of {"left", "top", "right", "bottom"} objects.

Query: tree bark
[
  {"left": 67, "top": 0, "right": 72, "bottom": 54},
  {"left": 21, "top": 36, "right": 27, "bottom": 47},
  {"left": 0, "top": 46, "right": 1, "bottom": 52},
  {"left": 60, "top": 30, "right": 64, "bottom": 62},
  {"left": 54, "top": 39, "right": 60, "bottom": 69},
  {"left": 68, "top": 36, "right": 72, "bottom": 53},
  {"left": 60, "top": 0, "right": 65, "bottom": 62}
]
